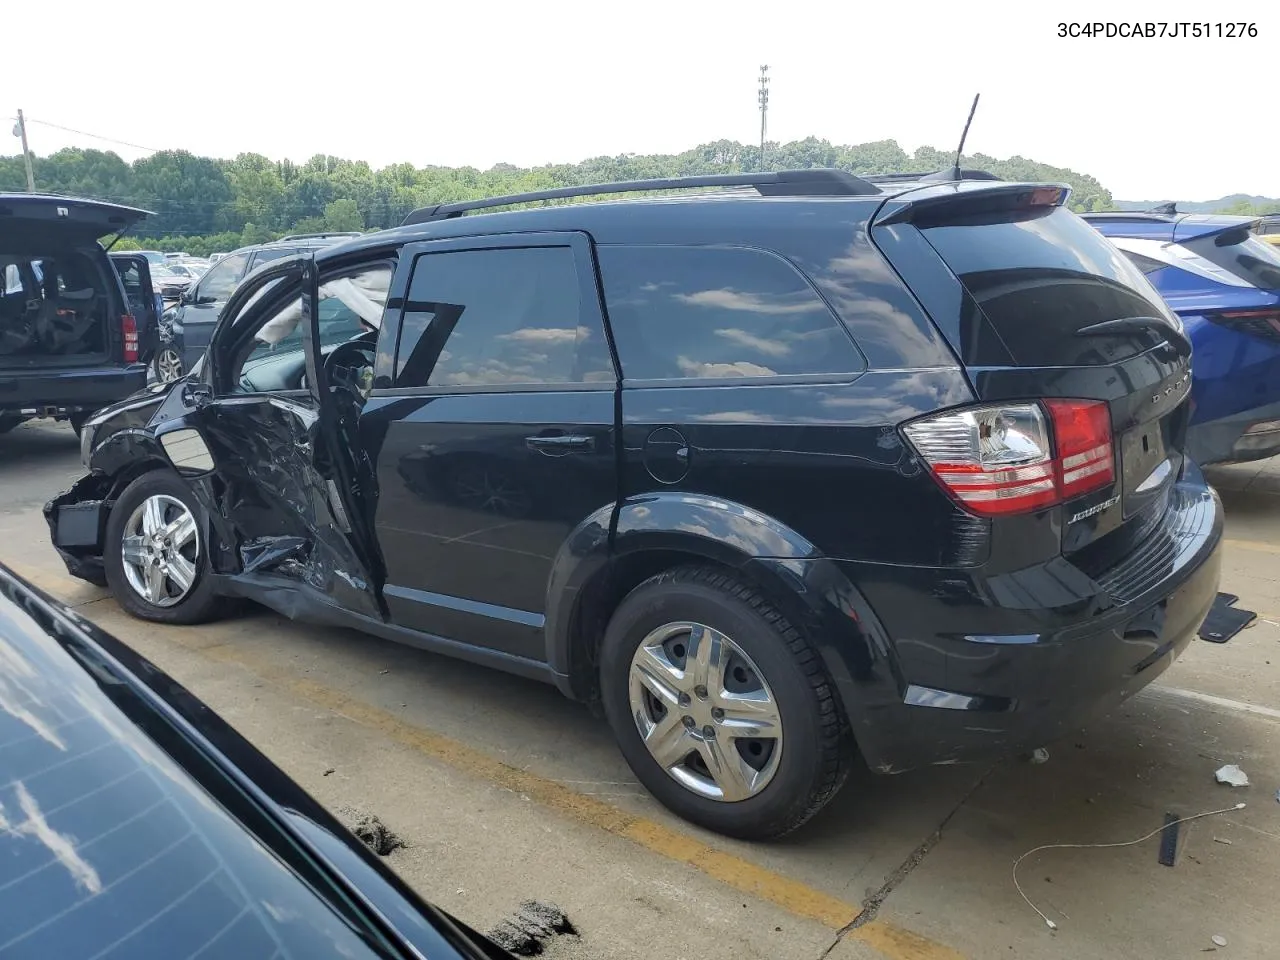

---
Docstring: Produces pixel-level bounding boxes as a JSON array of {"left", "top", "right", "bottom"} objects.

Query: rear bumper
[
  {"left": 837, "top": 469, "right": 1223, "bottom": 772},
  {"left": 0, "top": 364, "right": 147, "bottom": 418},
  {"left": 1186, "top": 398, "right": 1280, "bottom": 465}
]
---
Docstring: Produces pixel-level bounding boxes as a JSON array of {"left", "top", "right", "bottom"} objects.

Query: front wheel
[
  {"left": 104, "top": 470, "right": 220, "bottom": 624},
  {"left": 600, "top": 566, "right": 852, "bottom": 840},
  {"left": 153, "top": 345, "right": 184, "bottom": 384}
]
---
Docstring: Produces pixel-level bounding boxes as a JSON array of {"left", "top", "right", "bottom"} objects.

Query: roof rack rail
[
  {"left": 401, "top": 168, "right": 880, "bottom": 226},
  {"left": 864, "top": 169, "right": 1003, "bottom": 184},
  {"left": 276, "top": 231, "right": 364, "bottom": 241}
]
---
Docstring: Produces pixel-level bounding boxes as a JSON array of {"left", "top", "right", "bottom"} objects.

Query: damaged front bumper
[{"left": 44, "top": 473, "right": 116, "bottom": 586}]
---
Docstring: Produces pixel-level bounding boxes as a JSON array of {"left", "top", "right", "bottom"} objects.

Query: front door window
[{"left": 230, "top": 264, "right": 392, "bottom": 395}]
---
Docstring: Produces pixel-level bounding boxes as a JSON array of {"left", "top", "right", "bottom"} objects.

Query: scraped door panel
[{"left": 153, "top": 393, "right": 380, "bottom": 619}]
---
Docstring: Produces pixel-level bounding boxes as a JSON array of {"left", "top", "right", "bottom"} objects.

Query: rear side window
[
  {"left": 1182, "top": 229, "right": 1280, "bottom": 290},
  {"left": 393, "top": 246, "right": 612, "bottom": 388},
  {"left": 597, "top": 245, "right": 863, "bottom": 381},
  {"left": 250, "top": 247, "right": 298, "bottom": 269},
  {"left": 1121, "top": 251, "right": 1167, "bottom": 275},
  {"left": 920, "top": 207, "right": 1177, "bottom": 366}
]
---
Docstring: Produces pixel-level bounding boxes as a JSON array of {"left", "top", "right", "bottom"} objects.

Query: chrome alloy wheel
[
  {"left": 155, "top": 347, "right": 183, "bottom": 383},
  {"left": 628, "top": 621, "right": 783, "bottom": 802},
  {"left": 120, "top": 494, "right": 199, "bottom": 607}
]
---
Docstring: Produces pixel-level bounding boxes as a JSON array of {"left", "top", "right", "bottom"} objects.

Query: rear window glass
[
  {"left": 1183, "top": 230, "right": 1280, "bottom": 290},
  {"left": 597, "top": 245, "right": 863, "bottom": 381},
  {"left": 921, "top": 207, "right": 1177, "bottom": 366}
]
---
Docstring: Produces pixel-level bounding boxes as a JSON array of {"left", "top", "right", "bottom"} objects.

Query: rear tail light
[
  {"left": 904, "top": 400, "right": 1114, "bottom": 517},
  {"left": 121, "top": 314, "right": 139, "bottom": 363},
  {"left": 1044, "top": 399, "right": 1115, "bottom": 498},
  {"left": 1208, "top": 309, "right": 1280, "bottom": 342}
]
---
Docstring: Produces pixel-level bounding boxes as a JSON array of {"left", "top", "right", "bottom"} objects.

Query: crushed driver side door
[{"left": 149, "top": 254, "right": 382, "bottom": 620}]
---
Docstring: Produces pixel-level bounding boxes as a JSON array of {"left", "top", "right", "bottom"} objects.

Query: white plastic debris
[
  {"left": 1215, "top": 764, "right": 1249, "bottom": 787},
  {"left": 1211, "top": 934, "right": 1228, "bottom": 947},
  {"left": 1029, "top": 747, "right": 1050, "bottom": 765}
]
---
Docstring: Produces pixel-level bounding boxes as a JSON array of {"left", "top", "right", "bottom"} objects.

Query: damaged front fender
[
  {"left": 46, "top": 428, "right": 178, "bottom": 587},
  {"left": 44, "top": 473, "right": 116, "bottom": 586}
]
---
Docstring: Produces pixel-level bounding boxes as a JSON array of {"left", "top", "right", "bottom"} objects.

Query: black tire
[
  {"left": 0, "top": 415, "right": 22, "bottom": 435},
  {"left": 104, "top": 469, "right": 221, "bottom": 625},
  {"left": 599, "top": 565, "right": 852, "bottom": 840},
  {"left": 68, "top": 412, "right": 89, "bottom": 437}
]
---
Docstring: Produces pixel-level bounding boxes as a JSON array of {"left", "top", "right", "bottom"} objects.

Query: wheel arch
[
  {"left": 545, "top": 494, "right": 897, "bottom": 743},
  {"left": 90, "top": 429, "right": 172, "bottom": 492}
]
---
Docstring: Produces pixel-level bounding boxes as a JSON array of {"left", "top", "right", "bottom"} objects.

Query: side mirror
[{"left": 181, "top": 382, "right": 213, "bottom": 409}]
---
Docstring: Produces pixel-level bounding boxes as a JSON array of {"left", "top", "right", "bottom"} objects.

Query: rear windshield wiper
[{"left": 1076, "top": 316, "right": 1192, "bottom": 357}]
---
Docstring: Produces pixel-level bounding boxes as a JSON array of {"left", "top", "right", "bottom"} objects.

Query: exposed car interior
[
  {"left": 0, "top": 251, "right": 110, "bottom": 362},
  {"left": 231, "top": 264, "right": 391, "bottom": 398}
]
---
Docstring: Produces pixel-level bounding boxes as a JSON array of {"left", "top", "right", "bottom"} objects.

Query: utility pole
[
  {"left": 13, "top": 110, "right": 35, "bottom": 192},
  {"left": 757, "top": 66, "right": 770, "bottom": 171}
]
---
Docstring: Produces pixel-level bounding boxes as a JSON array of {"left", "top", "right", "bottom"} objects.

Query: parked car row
[{"left": 44, "top": 169, "right": 1225, "bottom": 839}]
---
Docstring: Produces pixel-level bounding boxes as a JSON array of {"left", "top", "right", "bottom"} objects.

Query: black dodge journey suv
[{"left": 46, "top": 168, "right": 1223, "bottom": 840}]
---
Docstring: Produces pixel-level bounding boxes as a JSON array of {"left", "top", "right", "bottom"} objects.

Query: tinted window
[
  {"left": 113, "top": 259, "right": 152, "bottom": 319},
  {"left": 1183, "top": 230, "right": 1280, "bottom": 290},
  {"left": 250, "top": 247, "right": 298, "bottom": 270},
  {"left": 1121, "top": 251, "right": 1168, "bottom": 275},
  {"left": 394, "top": 246, "right": 610, "bottom": 388},
  {"left": 196, "top": 253, "right": 248, "bottom": 302},
  {"left": 596, "top": 245, "right": 862, "bottom": 380},
  {"left": 921, "top": 207, "right": 1177, "bottom": 366}
]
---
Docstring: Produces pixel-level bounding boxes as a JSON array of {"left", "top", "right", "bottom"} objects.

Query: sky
[{"left": 3, "top": 0, "right": 1274, "bottom": 201}]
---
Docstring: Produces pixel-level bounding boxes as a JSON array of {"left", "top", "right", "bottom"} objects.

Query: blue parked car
[{"left": 1084, "top": 210, "right": 1280, "bottom": 465}]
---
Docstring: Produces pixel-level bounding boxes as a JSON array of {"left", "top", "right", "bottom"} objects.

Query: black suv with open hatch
[{"left": 47, "top": 169, "right": 1222, "bottom": 839}]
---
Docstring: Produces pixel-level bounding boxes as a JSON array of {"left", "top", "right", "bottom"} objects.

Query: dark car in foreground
[
  {"left": 0, "top": 562, "right": 514, "bottom": 960},
  {"left": 47, "top": 169, "right": 1223, "bottom": 839},
  {"left": 1085, "top": 210, "right": 1280, "bottom": 464},
  {"left": 0, "top": 195, "right": 160, "bottom": 435}
]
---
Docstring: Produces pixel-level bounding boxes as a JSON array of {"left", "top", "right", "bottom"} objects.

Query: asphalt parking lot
[{"left": 3, "top": 419, "right": 1278, "bottom": 960}]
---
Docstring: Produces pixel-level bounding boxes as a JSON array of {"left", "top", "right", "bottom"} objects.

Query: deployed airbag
[{"left": 256, "top": 269, "right": 391, "bottom": 346}]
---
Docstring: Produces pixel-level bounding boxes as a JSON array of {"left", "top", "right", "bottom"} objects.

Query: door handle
[{"left": 526, "top": 434, "right": 595, "bottom": 454}]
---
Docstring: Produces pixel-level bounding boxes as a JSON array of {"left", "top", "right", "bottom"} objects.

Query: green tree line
[{"left": 1, "top": 138, "right": 1122, "bottom": 255}]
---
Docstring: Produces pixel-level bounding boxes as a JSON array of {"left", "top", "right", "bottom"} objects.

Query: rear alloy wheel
[
  {"left": 600, "top": 566, "right": 852, "bottom": 840},
  {"left": 628, "top": 621, "right": 783, "bottom": 802},
  {"left": 154, "top": 346, "right": 183, "bottom": 383},
  {"left": 105, "top": 470, "right": 220, "bottom": 624}
]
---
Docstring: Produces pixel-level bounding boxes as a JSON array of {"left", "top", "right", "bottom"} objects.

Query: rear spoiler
[
  {"left": 873, "top": 182, "right": 1071, "bottom": 227},
  {"left": 865, "top": 169, "right": 1003, "bottom": 186}
]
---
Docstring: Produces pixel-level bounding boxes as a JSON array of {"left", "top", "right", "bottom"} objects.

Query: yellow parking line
[
  {"left": 1225, "top": 537, "right": 1280, "bottom": 556},
  {"left": 9, "top": 558, "right": 966, "bottom": 960}
]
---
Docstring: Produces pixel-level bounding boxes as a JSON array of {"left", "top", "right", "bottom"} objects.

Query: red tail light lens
[
  {"left": 1044, "top": 399, "right": 1114, "bottom": 498},
  {"left": 904, "top": 399, "right": 1114, "bottom": 517},
  {"left": 121, "top": 314, "right": 139, "bottom": 363}
]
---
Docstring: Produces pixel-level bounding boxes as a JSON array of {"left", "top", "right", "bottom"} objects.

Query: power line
[{"left": 9, "top": 116, "right": 161, "bottom": 154}]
